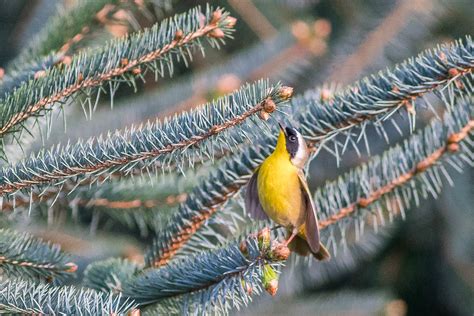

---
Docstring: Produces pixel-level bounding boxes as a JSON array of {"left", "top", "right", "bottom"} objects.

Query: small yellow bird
[{"left": 245, "top": 122, "right": 330, "bottom": 260}]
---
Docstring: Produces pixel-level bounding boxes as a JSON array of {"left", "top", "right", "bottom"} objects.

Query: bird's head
[{"left": 275, "top": 122, "right": 309, "bottom": 169}]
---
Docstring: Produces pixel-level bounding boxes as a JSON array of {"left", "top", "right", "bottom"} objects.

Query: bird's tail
[{"left": 288, "top": 233, "right": 331, "bottom": 261}]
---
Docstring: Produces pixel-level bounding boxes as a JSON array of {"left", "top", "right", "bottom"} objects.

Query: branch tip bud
[{"left": 278, "top": 86, "right": 294, "bottom": 100}]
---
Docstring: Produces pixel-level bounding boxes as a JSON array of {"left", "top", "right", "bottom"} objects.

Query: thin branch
[
  {"left": 0, "top": 229, "right": 77, "bottom": 282},
  {"left": 318, "top": 117, "right": 473, "bottom": 229},
  {"left": 0, "top": 80, "right": 287, "bottom": 195},
  {"left": 0, "top": 7, "right": 236, "bottom": 138},
  {"left": 125, "top": 236, "right": 288, "bottom": 314}
]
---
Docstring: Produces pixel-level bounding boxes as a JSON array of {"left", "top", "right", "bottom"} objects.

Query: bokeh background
[{"left": 0, "top": 0, "right": 472, "bottom": 315}]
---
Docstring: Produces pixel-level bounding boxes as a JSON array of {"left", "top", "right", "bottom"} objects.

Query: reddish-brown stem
[
  {"left": 0, "top": 256, "right": 77, "bottom": 274},
  {"left": 0, "top": 90, "right": 269, "bottom": 195},
  {"left": 152, "top": 184, "right": 241, "bottom": 267},
  {"left": 2, "top": 190, "right": 186, "bottom": 212},
  {"left": 318, "top": 119, "right": 474, "bottom": 229}
]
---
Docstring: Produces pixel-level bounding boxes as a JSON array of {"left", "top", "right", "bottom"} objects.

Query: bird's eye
[{"left": 289, "top": 135, "right": 297, "bottom": 142}]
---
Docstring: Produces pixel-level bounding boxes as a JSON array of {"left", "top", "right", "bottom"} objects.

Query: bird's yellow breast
[{"left": 257, "top": 152, "right": 305, "bottom": 228}]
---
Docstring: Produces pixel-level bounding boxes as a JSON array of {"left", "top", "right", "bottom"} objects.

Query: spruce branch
[
  {"left": 0, "top": 280, "right": 137, "bottom": 315},
  {"left": 315, "top": 101, "right": 473, "bottom": 234},
  {"left": 297, "top": 37, "right": 473, "bottom": 145},
  {"left": 1, "top": 172, "right": 194, "bottom": 239},
  {"left": 0, "top": 6, "right": 236, "bottom": 142},
  {"left": 124, "top": 236, "right": 287, "bottom": 314},
  {"left": 0, "top": 228, "right": 77, "bottom": 282},
  {"left": 0, "top": 80, "right": 287, "bottom": 196},
  {"left": 144, "top": 37, "right": 473, "bottom": 267}
]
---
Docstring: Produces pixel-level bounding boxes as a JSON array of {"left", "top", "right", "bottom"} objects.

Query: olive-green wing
[
  {"left": 297, "top": 170, "right": 321, "bottom": 253},
  {"left": 244, "top": 168, "right": 269, "bottom": 220}
]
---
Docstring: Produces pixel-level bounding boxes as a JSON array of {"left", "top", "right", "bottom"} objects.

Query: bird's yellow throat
[{"left": 256, "top": 130, "right": 303, "bottom": 227}]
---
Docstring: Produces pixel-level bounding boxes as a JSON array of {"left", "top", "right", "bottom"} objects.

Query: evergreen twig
[
  {"left": 0, "top": 80, "right": 287, "bottom": 195},
  {"left": 0, "top": 228, "right": 77, "bottom": 282},
  {"left": 0, "top": 6, "right": 236, "bottom": 143}
]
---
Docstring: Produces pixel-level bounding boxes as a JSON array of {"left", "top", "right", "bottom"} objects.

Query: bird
[{"left": 245, "top": 122, "right": 330, "bottom": 260}]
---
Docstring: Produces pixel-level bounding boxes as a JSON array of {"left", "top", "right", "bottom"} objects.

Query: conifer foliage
[{"left": 0, "top": 1, "right": 472, "bottom": 315}]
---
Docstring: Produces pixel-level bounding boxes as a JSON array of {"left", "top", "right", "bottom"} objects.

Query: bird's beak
[{"left": 278, "top": 122, "right": 286, "bottom": 135}]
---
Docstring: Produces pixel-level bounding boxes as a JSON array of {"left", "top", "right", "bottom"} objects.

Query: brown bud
[
  {"left": 62, "top": 55, "right": 73, "bottom": 66},
  {"left": 225, "top": 16, "right": 237, "bottom": 28},
  {"left": 132, "top": 67, "right": 141, "bottom": 75},
  {"left": 278, "top": 86, "right": 294, "bottom": 100},
  {"left": 263, "top": 98, "right": 277, "bottom": 113},
  {"left": 448, "top": 68, "right": 459, "bottom": 77},
  {"left": 270, "top": 243, "right": 291, "bottom": 260},
  {"left": 77, "top": 72, "right": 84, "bottom": 83},
  {"left": 259, "top": 110, "right": 270, "bottom": 121},
  {"left": 447, "top": 133, "right": 462, "bottom": 144},
  {"left": 291, "top": 20, "right": 311, "bottom": 42},
  {"left": 165, "top": 195, "right": 176, "bottom": 204},
  {"left": 174, "top": 29, "right": 184, "bottom": 41},
  {"left": 64, "top": 262, "right": 78, "bottom": 273},
  {"left": 121, "top": 58, "right": 129, "bottom": 67},
  {"left": 0, "top": 67, "right": 5, "bottom": 80},
  {"left": 358, "top": 198, "right": 371, "bottom": 208},
  {"left": 447, "top": 143, "right": 459, "bottom": 152},
  {"left": 34, "top": 70, "right": 47, "bottom": 79},
  {"left": 266, "top": 279, "right": 278, "bottom": 296},
  {"left": 208, "top": 28, "right": 225, "bottom": 39},
  {"left": 313, "top": 19, "right": 332, "bottom": 38},
  {"left": 211, "top": 9, "right": 222, "bottom": 24},
  {"left": 320, "top": 88, "right": 332, "bottom": 101}
]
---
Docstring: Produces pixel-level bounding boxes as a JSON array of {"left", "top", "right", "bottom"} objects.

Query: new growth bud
[
  {"left": 211, "top": 10, "right": 223, "bottom": 24},
  {"left": 208, "top": 28, "right": 225, "bottom": 39},
  {"left": 262, "top": 264, "right": 279, "bottom": 296},
  {"left": 64, "top": 262, "right": 78, "bottom": 273},
  {"left": 278, "top": 86, "right": 294, "bottom": 100},
  {"left": 270, "top": 242, "right": 291, "bottom": 261},
  {"left": 263, "top": 98, "right": 277, "bottom": 113},
  {"left": 225, "top": 16, "right": 237, "bottom": 28}
]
